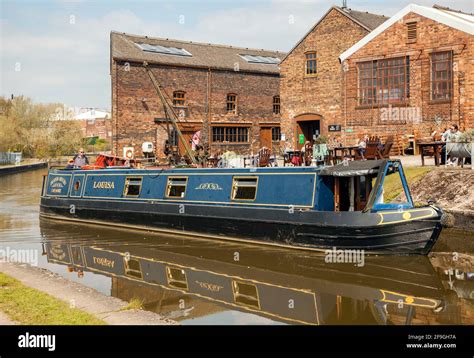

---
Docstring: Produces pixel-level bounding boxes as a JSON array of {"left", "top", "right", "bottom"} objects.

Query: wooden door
[
  {"left": 260, "top": 127, "right": 272, "bottom": 150},
  {"left": 177, "top": 131, "right": 194, "bottom": 156}
]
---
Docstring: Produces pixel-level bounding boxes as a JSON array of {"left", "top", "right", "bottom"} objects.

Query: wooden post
[{"left": 143, "top": 62, "right": 197, "bottom": 165}]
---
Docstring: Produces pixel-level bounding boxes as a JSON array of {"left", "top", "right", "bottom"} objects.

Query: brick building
[
  {"left": 339, "top": 4, "right": 474, "bottom": 146},
  {"left": 75, "top": 109, "right": 112, "bottom": 140},
  {"left": 110, "top": 32, "right": 285, "bottom": 158},
  {"left": 280, "top": 6, "right": 388, "bottom": 149}
]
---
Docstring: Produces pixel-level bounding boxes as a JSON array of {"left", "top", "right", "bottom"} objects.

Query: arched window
[
  {"left": 173, "top": 91, "right": 186, "bottom": 106},
  {"left": 273, "top": 96, "right": 280, "bottom": 114},
  {"left": 226, "top": 93, "right": 237, "bottom": 114},
  {"left": 305, "top": 51, "right": 317, "bottom": 76}
]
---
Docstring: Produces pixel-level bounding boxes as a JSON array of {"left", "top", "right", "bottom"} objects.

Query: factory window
[
  {"left": 232, "top": 177, "right": 258, "bottom": 201},
  {"left": 166, "top": 177, "right": 188, "bottom": 198},
  {"left": 173, "top": 91, "right": 186, "bottom": 107},
  {"left": 212, "top": 127, "right": 249, "bottom": 143},
  {"left": 357, "top": 56, "right": 409, "bottom": 106},
  {"left": 273, "top": 96, "right": 280, "bottom": 114},
  {"left": 272, "top": 127, "right": 281, "bottom": 142},
  {"left": 305, "top": 51, "right": 317, "bottom": 76},
  {"left": 431, "top": 51, "right": 452, "bottom": 101},
  {"left": 226, "top": 94, "right": 237, "bottom": 113}
]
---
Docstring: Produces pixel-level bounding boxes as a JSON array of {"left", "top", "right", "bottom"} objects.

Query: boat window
[
  {"left": 232, "top": 281, "right": 260, "bottom": 309},
  {"left": 166, "top": 177, "right": 188, "bottom": 198},
  {"left": 166, "top": 266, "right": 188, "bottom": 290},
  {"left": 124, "top": 177, "right": 142, "bottom": 197},
  {"left": 375, "top": 163, "right": 410, "bottom": 206},
  {"left": 124, "top": 257, "right": 142, "bottom": 279},
  {"left": 231, "top": 177, "right": 258, "bottom": 201}
]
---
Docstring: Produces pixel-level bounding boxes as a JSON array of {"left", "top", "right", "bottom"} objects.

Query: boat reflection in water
[{"left": 40, "top": 219, "right": 472, "bottom": 325}]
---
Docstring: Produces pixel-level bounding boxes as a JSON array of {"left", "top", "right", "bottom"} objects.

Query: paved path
[
  {"left": 0, "top": 311, "right": 17, "bottom": 325},
  {"left": 0, "top": 262, "right": 176, "bottom": 325}
]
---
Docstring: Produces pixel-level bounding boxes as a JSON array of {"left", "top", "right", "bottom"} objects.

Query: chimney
[{"left": 342, "top": 0, "right": 347, "bottom": 9}]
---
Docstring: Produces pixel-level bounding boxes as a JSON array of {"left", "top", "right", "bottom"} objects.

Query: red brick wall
[
  {"left": 111, "top": 61, "right": 280, "bottom": 158},
  {"left": 342, "top": 12, "right": 473, "bottom": 146},
  {"left": 280, "top": 8, "right": 370, "bottom": 148}
]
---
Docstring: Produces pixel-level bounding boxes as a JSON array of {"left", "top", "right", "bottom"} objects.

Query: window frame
[
  {"left": 430, "top": 51, "right": 453, "bottom": 102},
  {"left": 305, "top": 51, "right": 317, "bottom": 76},
  {"left": 211, "top": 126, "right": 249, "bottom": 143},
  {"left": 231, "top": 176, "right": 259, "bottom": 201},
  {"left": 165, "top": 176, "right": 188, "bottom": 199},
  {"left": 123, "top": 177, "right": 143, "bottom": 197},
  {"left": 172, "top": 91, "right": 186, "bottom": 107},
  {"left": 124, "top": 256, "right": 143, "bottom": 279},
  {"left": 271, "top": 127, "right": 281, "bottom": 142},
  {"left": 226, "top": 93, "right": 237, "bottom": 114},
  {"left": 406, "top": 21, "right": 417, "bottom": 43},
  {"left": 357, "top": 56, "right": 409, "bottom": 107},
  {"left": 272, "top": 95, "right": 281, "bottom": 114}
]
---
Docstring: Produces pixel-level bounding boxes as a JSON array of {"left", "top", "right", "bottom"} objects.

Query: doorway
[
  {"left": 260, "top": 127, "right": 272, "bottom": 150},
  {"left": 294, "top": 114, "right": 322, "bottom": 150}
]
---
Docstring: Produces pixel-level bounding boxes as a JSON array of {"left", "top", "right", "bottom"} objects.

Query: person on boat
[
  {"left": 72, "top": 148, "right": 89, "bottom": 168},
  {"left": 440, "top": 124, "right": 461, "bottom": 165}
]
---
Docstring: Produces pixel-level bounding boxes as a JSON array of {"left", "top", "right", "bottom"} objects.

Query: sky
[{"left": 1, "top": 0, "right": 473, "bottom": 109}]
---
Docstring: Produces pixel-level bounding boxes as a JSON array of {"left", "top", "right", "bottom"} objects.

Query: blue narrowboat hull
[{"left": 40, "top": 163, "right": 444, "bottom": 255}]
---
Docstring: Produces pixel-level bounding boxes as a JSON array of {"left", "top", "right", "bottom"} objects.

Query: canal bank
[
  {"left": 0, "top": 160, "right": 47, "bottom": 177},
  {"left": 0, "top": 261, "right": 176, "bottom": 325}
]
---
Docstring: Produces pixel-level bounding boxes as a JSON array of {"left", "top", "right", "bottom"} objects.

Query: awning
[{"left": 319, "top": 160, "right": 386, "bottom": 177}]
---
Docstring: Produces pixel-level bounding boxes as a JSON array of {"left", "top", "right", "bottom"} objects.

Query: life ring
[{"left": 125, "top": 149, "right": 134, "bottom": 159}]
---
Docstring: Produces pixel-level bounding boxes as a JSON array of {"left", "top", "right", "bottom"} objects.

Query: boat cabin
[
  {"left": 45, "top": 159, "right": 413, "bottom": 214},
  {"left": 318, "top": 159, "right": 413, "bottom": 212}
]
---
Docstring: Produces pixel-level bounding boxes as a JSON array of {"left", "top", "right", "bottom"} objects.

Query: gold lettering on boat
[
  {"left": 92, "top": 256, "right": 115, "bottom": 268},
  {"left": 195, "top": 280, "right": 224, "bottom": 292},
  {"left": 93, "top": 181, "right": 115, "bottom": 189}
]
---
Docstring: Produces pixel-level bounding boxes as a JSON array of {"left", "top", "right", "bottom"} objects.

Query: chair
[
  {"left": 257, "top": 147, "right": 271, "bottom": 167},
  {"left": 365, "top": 136, "right": 380, "bottom": 160},
  {"left": 206, "top": 151, "right": 221, "bottom": 168},
  {"left": 378, "top": 135, "right": 394, "bottom": 159},
  {"left": 303, "top": 142, "right": 313, "bottom": 166}
]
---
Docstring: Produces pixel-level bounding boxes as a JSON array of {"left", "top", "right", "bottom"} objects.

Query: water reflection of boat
[
  {"left": 40, "top": 159, "right": 446, "bottom": 254},
  {"left": 40, "top": 220, "right": 465, "bottom": 325}
]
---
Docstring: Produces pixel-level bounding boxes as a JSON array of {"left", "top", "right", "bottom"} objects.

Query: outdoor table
[
  {"left": 418, "top": 142, "right": 444, "bottom": 166},
  {"left": 331, "top": 145, "right": 359, "bottom": 162},
  {"left": 284, "top": 151, "right": 302, "bottom": 166}
]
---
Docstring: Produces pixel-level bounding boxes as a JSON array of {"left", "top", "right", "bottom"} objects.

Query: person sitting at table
[
  {"left": 441, "top": 124, "right": 461, "bottom": 165},
  {"left": 358, "top": 134, "right": 369, "bottom": 158}
]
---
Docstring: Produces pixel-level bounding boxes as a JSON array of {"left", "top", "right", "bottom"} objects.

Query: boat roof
[{"left": 319, "top": 159, "right": 387, "bottom": 177}]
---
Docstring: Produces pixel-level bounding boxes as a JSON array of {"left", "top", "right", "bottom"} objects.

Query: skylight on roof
[
  {"left": 135, "top": 43, "right": 192, "bottom": 57},
  {"left": 239, "top": 54, "right": 280, "bottom": 64}
]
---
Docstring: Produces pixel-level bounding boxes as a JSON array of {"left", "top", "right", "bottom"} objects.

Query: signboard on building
[{"left": 328, "top": 125, "right": 342, "bottom": 132}]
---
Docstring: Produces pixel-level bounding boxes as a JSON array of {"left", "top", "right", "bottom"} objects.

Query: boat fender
[{"left": 440, "top": 213, "right": 455, "bottom": 228}]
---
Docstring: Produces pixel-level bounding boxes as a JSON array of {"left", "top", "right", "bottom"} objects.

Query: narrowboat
[
  {"left": 40, "top": 159, "right": 448, "bottom": 254},
  {"left": 40, "top": 221, "right": 453, "bottom": 325}
]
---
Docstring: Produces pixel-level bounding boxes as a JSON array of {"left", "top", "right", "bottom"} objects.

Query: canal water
[{"left": 0, "top": 169, "right": 472, "bottom": 325}]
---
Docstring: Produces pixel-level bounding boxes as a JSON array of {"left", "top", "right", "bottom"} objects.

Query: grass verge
[
  {"left": 383, "top": 166, "right": 433, "bottom": 202},
  {"left": 0, "top": 272, "right": 105, "bottom": 325}
]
